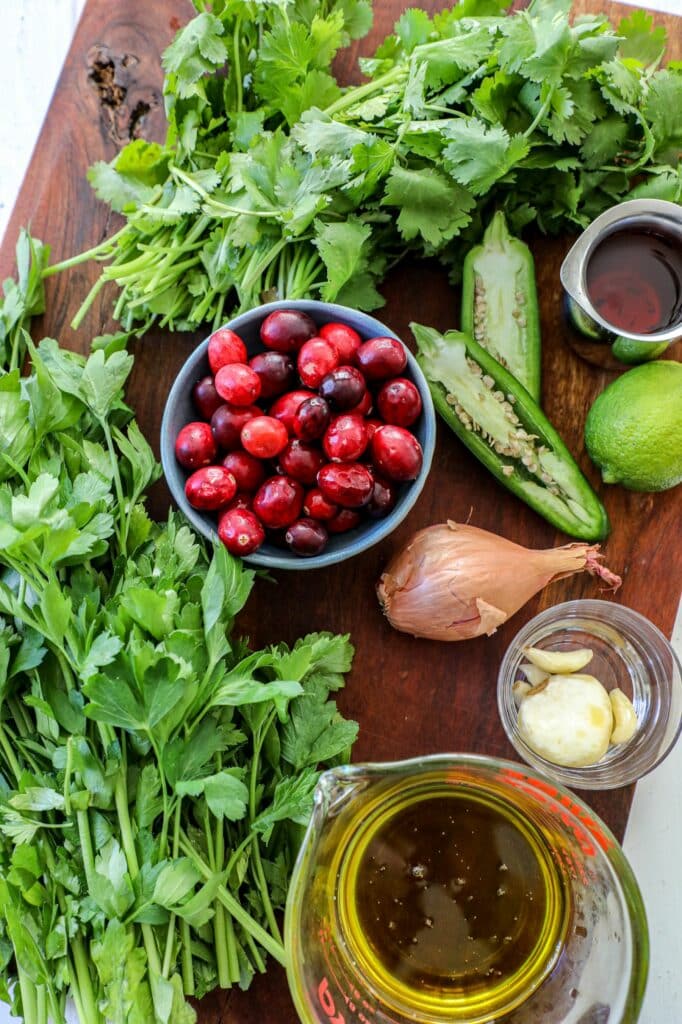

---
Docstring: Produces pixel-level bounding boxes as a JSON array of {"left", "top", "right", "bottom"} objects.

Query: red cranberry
[
  {"left": 319, "top": 366, "right": 366, "bottom": 410},
  {"left": 218, "top": 508, "right": 265, "bottom": 556},
  {"left": 223, "top": 493, "right": 253, "bottom": 512},
  {"left": 185, "top": 466, "right": 237, "bottom": 510},
  {"left": 192, "top": 376, "right": 223, "bottom": 420},
  {"left": 211, "top": 404, "right": 258, "bottom": 451},
  {"left": 297, "top": 338, "right": 339, "bottom": 388},
  {"left": 279, "top": 441, "right": 325, "bottom": 485},
  {"left": 175, "top": 422, "right": 217, "bottom": 470},
  {"left": 323, "top": 414, "right": 368, "bottom": 463},
  {"left": 215, "top": 363, "right": 261, "bottom": 406},
  {"left": 327, "top": 508, "right": 362, "bottom": 534},
  {"left": 365, "top": 418, "right": 383, "bottom": 442},
  {"left": 377, "top": 378, "right": 422, "bottom": 427},
  {"left": 249, "top": 351, "right": 296, "bottom": 399},
  {"left": 222, "top": 451, "right": 266, "bottom": 492},
  {"left": 293, "top": 396, "right": 331, "bottom": 441},
  {"left": 356, "top": 337, "right": 407, "bottom": 380},
  {"left": 208, "top": 328, "right": 247, "bottom": 373},
  {"left": 367, "top": 475, "right": 398, "bottom": 518},
  {"left": 285, "top": 518, "right": 328, "bottom": 557},
  {"left": 303, "top": 488, "right": 338, "bottom": 521},
  {"left": 371, "top": 425, "right": 423, "bottom": 481},
  {"left": 319, "top": 322, "right": 362, "bottom": 364},
  {"left": 241, "top": 416, "right": 289, "bottom": 459},
  {"left": 269, "top": 389, "right": 316, "bottom": 434},
  {"left": 260, "top": 309, "right": 317, "bottom": 353},
  {"left": 349, "top": 389, "right": 373, "bottom": 417},
  {"left": 253, "top": 476, "right": 304, "bottom": 529},
  {"left": 317, "top": 463, "right": 374, "bottom": 508}
]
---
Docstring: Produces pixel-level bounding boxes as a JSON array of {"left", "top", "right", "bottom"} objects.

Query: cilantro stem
[
  {"left": 524, "top": 87, "right": 555, "bottom": 138},
  {"left": 76, "top": 810, "right": 97, "bottom": 891},
  {"left": 70, "top": 275, "right": 106, "bottom": 332},
  {"left": 181, "top": 919, "right": 194, "bottom": 995},
  {"left": 323, "top": 67, "right": 404, "bottom": 118},
  {"left": 101, "top": 420, "right": 128, "bottom": 555},
  {"left": 234, "top": 18, "right": 243, "bottom": 113},
  {"left": 179, "top": 838, "right": 286, "bottom": 966},
  {"left": 41, "top": 227, "right": 127, "bottom": 277},
  {"left": 0, "top": 724, "right": 23, "bottom": 783}
]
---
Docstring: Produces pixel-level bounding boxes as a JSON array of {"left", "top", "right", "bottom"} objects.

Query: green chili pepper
[
  {"left": 461, "top": 211, "right": 541, "bottom": 402},
  {"left": 412, "top": 323, "right": 609, "bottom": 542}
]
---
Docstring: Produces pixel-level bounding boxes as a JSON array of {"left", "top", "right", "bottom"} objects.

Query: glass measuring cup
[{"left": 285, "top": 754, "right": 648, "bottom": 1024}]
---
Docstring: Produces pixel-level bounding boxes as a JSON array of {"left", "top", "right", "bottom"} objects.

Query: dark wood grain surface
[{"left": 1, "top": 1, "right": 680, "bottom": 1021}]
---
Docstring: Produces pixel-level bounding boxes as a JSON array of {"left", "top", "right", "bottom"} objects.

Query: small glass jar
[{"left": 497, "top": 600, "right": 682, "bottom": 790}]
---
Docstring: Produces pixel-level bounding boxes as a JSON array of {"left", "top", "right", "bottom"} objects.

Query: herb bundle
[
  {"left": 47, "top": 0, "right": 682, "bottom": 334},
  {"left": 0, "top": 235, "right": 357, "bottom": 1023}
]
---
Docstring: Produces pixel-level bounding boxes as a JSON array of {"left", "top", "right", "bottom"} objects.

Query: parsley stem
[
  {"left": 248, "top": 710, "right": 282, "bottom": 945},
  {"left": 17, "top": 969, "right": 38, "bottom": 1024},
  {"left": 71, "top": 936, "right": 104, "bottom": 1024},
  {"left": 0, "top": 725, "right": 22, "bottom": 783}
]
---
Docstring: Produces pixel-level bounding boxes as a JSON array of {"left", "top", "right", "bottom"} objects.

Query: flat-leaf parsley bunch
[{"left": 0, "top": 234, "right": 357, "bottom": 1024}]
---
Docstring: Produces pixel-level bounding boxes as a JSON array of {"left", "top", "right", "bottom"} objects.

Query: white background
[{"left": 0, "top": 0, "right": 681, "bottom": 1021}]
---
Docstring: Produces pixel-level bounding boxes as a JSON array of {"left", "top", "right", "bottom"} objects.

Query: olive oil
[{"left": 332, "top": 779, "right": 570, "bottom": 1021}]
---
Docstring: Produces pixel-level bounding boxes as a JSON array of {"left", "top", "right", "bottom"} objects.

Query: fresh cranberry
[
  {"left": 253, "top": 476, "right": 304, "bottom": 529},
  {"left": 211, "top": 404, "right": 259, "bottom": 451},
  {"left": 279, "top": 441, "right": 325, "bottom": 485},
  {"left": 327, "top": 508, "right": 362, "bottom": 534},
  {"left": 303, "top": 488, "right": 338, "bottom": 521},
  {"left": 249, "top": 351, "right": 296, "bottom": 399},
  {"left": 285, "top": 518, "right": 328, "bottom": 557},
  {"left": 377, "top": 377, "right": 422, "bottom": 427},
  {"left": 218, "top": 508, "right": 265, "bottom": 556},
  {"left": 367, "top": 475, "right": 398, "bottom": 518},
  {"left": 208, "top": 328, "right": 248, "bottom": 373},
  {"left": 318, "top": 366, "right": 366, "bottom": 410},
  {"left": 365, "top": 418, "right": 383, "bottom": 442},
  {"left": 319, "top": 322, "right": 362, "bottom": 364},
  {"left": 185, "top": 466, "right": 237, "bottom": 510},
  {"left": 356, "top": 337, "right": 407, "bottom": 380},
  {"left": 175, "top": 422, "right": 217, "bottom": 470},
  {"left": 241, "top": 416, "right": 289, "bottom": 459},
  {"left": 192, "top": 376, "right": 223, "bottom": 420},
  {"left": 269, "top": 389, "right": 316, "bottom": 434},
  {"left": 223, "top": 493, "right": 253, "bottom": 512},
  {"left": 222, "top": 451, "right": 266, "bottom": 492},
  {"left": 323, "top": 414, "right": 368, "bottom": 463},
  {"left": 293, "top": 396, "right": 331, "bottom": 441},
  {"left": 317, "top": 463, "right": 374, "bottom": 508},
  {"left": 297, "top": 338, "right": 339, "bottom": 388},
  {"left": 371, "top": 425, "right": 423, "bottom": 481},
  {"left": 349, "top": 389, "right": 373, "bottom": 417},
  {"left": 215, "top": 363, "right": 261, "bottom": 406},
  {"left": 260, "top": 309, "right": 317, "bottom": 353}
]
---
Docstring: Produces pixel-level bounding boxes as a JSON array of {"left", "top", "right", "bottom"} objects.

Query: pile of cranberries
[{"left": 174, "top": 309, "right": 424, "bottom": 558}]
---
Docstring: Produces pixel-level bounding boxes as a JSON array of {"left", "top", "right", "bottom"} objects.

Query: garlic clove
[
  {"left": 523, "top": 646, "right": 594, "bottom": 675},
  {"left": 519, "top": 662, "right": 549, "bottom": 687},
  {"left": 517, "top": 673, "right": 613, "bottom": 768},
  {"left": 513, "top": 680, "right": 532, "bottom": 702},
  {"left": 609, "top": 688, "right": 638, "bottom": 745}
]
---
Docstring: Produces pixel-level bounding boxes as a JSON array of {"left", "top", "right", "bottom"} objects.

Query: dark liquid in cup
[{"left": 586, "top": 226, "right": 682, "bottom": 334}]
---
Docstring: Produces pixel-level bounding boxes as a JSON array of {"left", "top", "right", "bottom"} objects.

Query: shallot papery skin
[{"left": 376, "top": 521, "right": 621, "bottom": 642}]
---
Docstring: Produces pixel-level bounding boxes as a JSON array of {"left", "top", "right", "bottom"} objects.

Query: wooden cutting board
[{"left": 1, "top": 1, "right": 680, "bottom": 1020}]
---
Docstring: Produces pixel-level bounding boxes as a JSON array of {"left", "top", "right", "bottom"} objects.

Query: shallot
[{"left": 377, "top": 521, "right": 621, "bottom": 641}]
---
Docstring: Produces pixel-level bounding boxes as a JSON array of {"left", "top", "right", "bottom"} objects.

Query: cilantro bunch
[
  {"left": 46, "top": 0, "right": 682, "bottom": 335},
  {"left": 0, "top": 235, "right": 358, "bottom": 1024}
]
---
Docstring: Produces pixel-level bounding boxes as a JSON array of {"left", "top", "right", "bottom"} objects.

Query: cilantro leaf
[
  {"left": 443, "top": 120, "right": 530, "bottom": 196},
  {"left": 382, "top": 165, "right": 475, "bottom": 247},
  {"left": 644, "top": 69, "right": 682, "bottom": 164},
  {"left": 162, "top": 13, "right": 227, "bottom": 94},
  {"left": 618, "top": 10, "right": 667, "bottom": 68}
]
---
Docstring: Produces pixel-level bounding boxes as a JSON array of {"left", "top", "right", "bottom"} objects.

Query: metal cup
[{"left": 560, "top": 198, "right": 682, "bottom": 367}]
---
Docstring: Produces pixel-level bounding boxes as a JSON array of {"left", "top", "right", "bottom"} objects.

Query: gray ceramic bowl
[{"left": 161, "top": 300, "right": 436, "bottom": 570}]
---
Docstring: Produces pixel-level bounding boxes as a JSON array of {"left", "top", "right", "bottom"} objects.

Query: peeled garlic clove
[
  {"left": 523, "top": 646, "right": 593, "bottom": 675},
  {"left": 513, "top": 680, "right": 532, "bottom": 702},
  {"left": 517, "top": 673, "right": 613, "bottom": 768},
  {"left": 519, "top": 662, "right": 550, "bottom": 688},
  {"left": 609, "top": 688, "right": 638, "bottom": 744}
]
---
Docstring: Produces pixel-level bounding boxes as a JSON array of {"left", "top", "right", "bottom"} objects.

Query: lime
[
  {"left": 585, "top": 361, "right": 682, "bottom": 492},
  {"left": 611, "top": 336, "right": 669, "bottom": 365}
]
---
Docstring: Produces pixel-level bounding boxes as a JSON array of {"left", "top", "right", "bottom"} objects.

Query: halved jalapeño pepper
[
  {"left": 461, "top": 212, "right": 541, "bottom": 402},
  {"left": 412, "top": 324, "right": 610, "bottom": 541}
]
